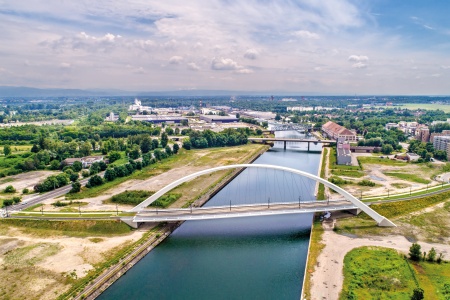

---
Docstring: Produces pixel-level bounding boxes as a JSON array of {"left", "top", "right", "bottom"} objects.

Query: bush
[
  {"left": 4, "top": 185, "right": 16, "bottom": 193},
  {"left": 111, "top": 190, "right": 153, "bottom": 205},
  {"left": 358, "top": 179, "right": 376, "bottom": 187},
  {"left": 81, "top": 170, "right": 90, "bottom": 178},
  {"left": 22, "top": 188, "right": 29, "bottom": 194},
  {"left": 108, "top": 151, "right": 121, "bottom": 163}
]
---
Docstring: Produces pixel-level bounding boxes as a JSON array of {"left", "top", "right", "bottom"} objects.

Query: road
[
  {"left": 134, "top": 200, "right": 357, "bottom": 222},
  {"left": 4, "top": 172, "right": 104, "bottom": 213}
]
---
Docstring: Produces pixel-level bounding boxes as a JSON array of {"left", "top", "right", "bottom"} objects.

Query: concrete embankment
[{"left": 82, "top": 145, "right": 269, "bottom": 300}]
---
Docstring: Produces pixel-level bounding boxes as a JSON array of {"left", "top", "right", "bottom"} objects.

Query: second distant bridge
[{"left": 248, "top": 137, "right": 335, "bottom": 150}]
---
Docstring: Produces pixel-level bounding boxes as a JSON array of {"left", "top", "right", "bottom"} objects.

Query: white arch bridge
[{"left": 126, "top": 164, "right": 395, "bottom": 227}]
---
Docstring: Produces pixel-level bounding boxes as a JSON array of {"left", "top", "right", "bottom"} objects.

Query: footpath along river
[{"left": 98, "top": 130, "right": 322, "bottom": 299}]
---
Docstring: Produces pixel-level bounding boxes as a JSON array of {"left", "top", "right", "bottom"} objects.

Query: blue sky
[{"left": 0, "top": 0, "right": 449, "bottom": 94}]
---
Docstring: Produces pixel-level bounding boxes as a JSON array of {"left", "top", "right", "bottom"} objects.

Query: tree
[
  {"left": 381, "top": 144, "right": 394, "bottom": 155},
  {"left": 88, "top": 175, "right": 103, "bottom": 187},
  {"left": 72, "top": 161, "right": 83, "bottom": 172},
  {"left": 70, "top": 181, "right": 81, "bottom": 193},
  {"left": 31, "top": 144, "right": 39, "bottom": 153},
  {"left": 427, "top": 247, "right": 436, "bottom": 262},
  {"left": 3, "top": 145, "right": 11, "bottom": 156},
  {"left": 109, "top": 151, "right": 121, "bottom": 163},
  {"left": 79, "top": 141, "right": 92, "bottom": 157},
  {"left": 152, "top": 139, "right": 159, "bottom": 149},
  {"left": 49, "top": 160, "right": 60, "bottom": 170},
  {"left": 129, "top": 145, "right": 141, "bottom": 159},
  {"left": 236, "top": 113, "right": 240, "bottom": 119},
  {"left": 275, "top": 114, "right": 281, "bottom": 121},
  {"left": 411, "top": 288, "right": 424, "bottom": 300},
  {"left": 69, "top": 173, "right": 79, "bottom": 182},
  {"left": 104, "top": 168, "right": 117, "bottom": 181},
  {"left": 409, "top": 243, "right": 422, "bottom": 261},
  {"left": 140, "top": 135, "right": 152, "bottom": 153},
  {"left": 161, "top": 132, "right": 169, "bottom": 148},
  {"left": 183, "top": 139, "right": 191, "bottom": 150},
  {"left": 173, "top": 143, "right": 179, "bottom": 154},
  {"left": 154, "top": 149, "right": 163, "bottom": 161},
  {"left": 165, "top": 145, "right": 172, "bottom": 156}
]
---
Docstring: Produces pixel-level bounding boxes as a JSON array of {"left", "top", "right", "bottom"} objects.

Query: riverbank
[{"left": 75, "top": 144, "right": 270, "bottom": 300}]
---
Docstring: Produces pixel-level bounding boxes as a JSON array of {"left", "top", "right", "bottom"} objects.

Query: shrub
[
  {"left": 81, "top": 170, "right": 90, "bottom": 178},
  {"left": 358, "top": 179, "right": 376, "bottom": 187},
  {"left": 22, "top": 188, "right": 29, "bottom": 194},
  {"left": 70, "top": 181, "right": 81, "bottom": 193},
  {"left": 111, "top": 190, "right": 153, "bottom": 205},
  {"left": 87, "top": 175, "right": 103, "bottom": 188},
  {"left": 4, "top": 185, "right": 16, "bottom": 193}
]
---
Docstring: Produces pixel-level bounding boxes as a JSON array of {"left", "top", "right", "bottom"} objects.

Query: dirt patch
[{"left": 0, "top": 170, "right": 59, "bottom": 195}]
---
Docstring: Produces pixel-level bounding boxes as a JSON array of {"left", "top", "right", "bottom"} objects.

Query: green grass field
[
  {"left": 399, "top": 103, "right": 450, "bottom": 112},
  {"left": 341, "top": 247, "right": 418, "bottom": 299},
  {"left": 384, "top": 172, "right": 431, "bottom": 184},
  {"left": 341, "top": 246, "right": 450, "bottom": 299},
  {"left": 358, "top": 156, "right": 407, "bottom": 168}
]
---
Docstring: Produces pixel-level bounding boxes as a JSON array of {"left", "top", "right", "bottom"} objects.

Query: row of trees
[
  {"left": 183, "top": 128, "right": 250, "bottom": 149},
  {"left": 408, "top": 140, "right": 446, "bottom": 161}
]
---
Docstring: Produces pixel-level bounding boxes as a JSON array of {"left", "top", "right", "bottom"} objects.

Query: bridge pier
[
  {"left": 307, "top": 142, "right": 310, "bottom": 152},
  {"left": 121, "top": 217, "right": 140, "bottom": 229},
  {"left": 284, "top": 141, "right": 286, "bottom": 150}
]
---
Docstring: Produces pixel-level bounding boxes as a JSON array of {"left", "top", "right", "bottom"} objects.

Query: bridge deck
[
  {"left": 248, "top": 138, "right": 335, "bottom": 143},
  {"left": 133, "top": 200, "right": 357, "bottom": 222}
]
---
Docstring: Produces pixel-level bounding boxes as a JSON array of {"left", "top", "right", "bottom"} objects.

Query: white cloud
[
  {"left": 169, "top": 56, "right": 183, "bottom": 65},
  {"left": 244, "top": 49, "right": 259, "bottom": 60},
  {"left": 293, "top": 30, "right": 320, "bottom": 39},
  {"left": 431, "top": 73, "right": 441, "bottom": 77},
  {"left": 187, "top": 62, "right": 200, "bottom": 71},
  {"left": 211, "top": 57, "right": 243, "bottom": 71},
  {"left": 352, "top": 62, "right": 367, "bottom": 69},
  {"left": 441, "top": 65, "right": 450, "bottom": 69},
  {"left": 348, "top": 55, "right": 369, "bottom": 62},
  {"left": 235, "top": 68, "right": 253, "bottom": 74},
  {"left": 59, "top": 62, "right": 71, "bottom": 69},
  {"left": 133, "top": 67, "right": 146, "bottom": 74}
]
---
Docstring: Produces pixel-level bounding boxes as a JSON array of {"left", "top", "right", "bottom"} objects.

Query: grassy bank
[
  {"left": 0, "top": 219, "right": 131, "bottom": 237},
  {"left": 302, "top": 221, "right": 325, "bottom": 300},
  {"left": 317, "top": 148, "right": 327, "bottom": 200}
]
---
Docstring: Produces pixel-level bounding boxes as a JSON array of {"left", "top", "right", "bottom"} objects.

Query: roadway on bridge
[
  {"left": 134, "top": 200, "right": 357, "bottom": 222},
  {"left": 248, "top": 137, "right": 335, "bottom": 143}
]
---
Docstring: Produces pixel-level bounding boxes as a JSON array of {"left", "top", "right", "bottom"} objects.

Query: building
[
  {"left": 129, "top": 98, "right": 152, "bottom": 112},
  {"left": 406, "top": 153, "right": 420, "bottom": 162},
  {"left": 350, "top": 146, "right": 381, "bottom": 153},
  {"left": 385, "top": 123, "right": 399, "bottom": 130},
  {"left": 63, "top": 155, "right": 104, "bottom": 168},
  {"left": 336, "top": 140, "right": 352, "bottom": 165},
  {"left": 199, "top": 115, "right": 238, "bottom": 123},
  {"left": 131, "top": 115, "right": 187, "bottom": 124},
  {"left": 105, "top": 112, "right": 119, "bottom": 122},
  {"left": 415, "top": 126, "right": 430, "bottom": 142},
  {"left": 322, "top": 121, "right": 357, "bottom": 141}
]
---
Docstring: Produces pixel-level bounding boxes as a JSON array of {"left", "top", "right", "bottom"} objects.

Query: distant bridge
[
  {"left": 128, "top": 164, "right": 395, "bottom": 227},
  {"left": 248, "top": 137, "right": 335, "bottom": 150}
]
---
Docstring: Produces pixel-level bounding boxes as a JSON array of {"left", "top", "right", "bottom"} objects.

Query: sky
[{"left": 1, "top": 0, "right": 450, "bottom": 95}]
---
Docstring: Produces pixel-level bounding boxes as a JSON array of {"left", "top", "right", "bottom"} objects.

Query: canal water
[{"left": 98, "top": 131, "right": 322, "bottom": 300}]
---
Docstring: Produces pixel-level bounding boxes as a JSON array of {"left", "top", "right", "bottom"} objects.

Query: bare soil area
[
  {"left": 0, "top": 170, "right": 59, "bottom": 195},
  {"left": 0, "top": 225, "right": 148, "bottom": 300}
]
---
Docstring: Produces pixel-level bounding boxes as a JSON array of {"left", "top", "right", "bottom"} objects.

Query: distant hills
[{"left": 0, "top": 86, "right": 321, "bottom": 98}]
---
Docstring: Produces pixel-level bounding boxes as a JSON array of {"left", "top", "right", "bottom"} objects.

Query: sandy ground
[
  {"left": 309, "top": 216, "right": 450, "bottom": 300},
  {"left": 0, "top": 170, "right": 59, "bottom": 194},
  {"left": 0, "top": 226, "right": 148, "bottom": 278}
]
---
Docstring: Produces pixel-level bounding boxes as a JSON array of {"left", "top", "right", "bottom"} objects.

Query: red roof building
[{"left": 321, "top": 121, "right": 357, "bottom": 141}]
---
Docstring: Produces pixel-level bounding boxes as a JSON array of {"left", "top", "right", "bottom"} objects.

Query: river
[{"left": 98, "top": 131, "right": 322, "bottom": 299}]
